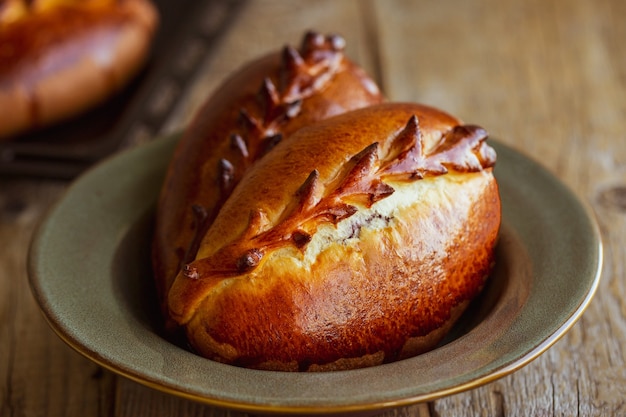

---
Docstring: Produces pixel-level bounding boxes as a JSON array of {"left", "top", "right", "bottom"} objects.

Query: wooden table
[{"left": 2, "top": 0, "right": 625, "bottom": 415}]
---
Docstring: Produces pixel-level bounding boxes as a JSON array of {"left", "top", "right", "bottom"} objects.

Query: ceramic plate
[{"left": 28, "top": 135, "right": 602, "bottom": 415}]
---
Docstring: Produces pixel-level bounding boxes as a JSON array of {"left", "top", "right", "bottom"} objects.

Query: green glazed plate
[{"left": 28, "top": 135, "right": 602, "bottom": 415}]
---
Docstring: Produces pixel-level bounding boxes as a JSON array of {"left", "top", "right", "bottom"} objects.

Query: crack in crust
[{"left": 183, "top": 115, "right": 496, "bottom": 280}]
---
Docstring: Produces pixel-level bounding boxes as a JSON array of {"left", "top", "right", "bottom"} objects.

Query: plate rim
[{"left": 27, "top": 135, "right": 603, "bottom": 414}]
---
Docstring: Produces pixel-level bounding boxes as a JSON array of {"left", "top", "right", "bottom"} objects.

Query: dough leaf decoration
[
  {"left": 381, "top": 117, "right": 494, "bottom": 180},
  {"left": 181, "top": 32, "right": 347, "bottom": 267},
  {"left": 225, "top": 31, "right": 346, "bottom": 173}
]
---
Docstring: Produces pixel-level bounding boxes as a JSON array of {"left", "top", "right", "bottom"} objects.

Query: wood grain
[{"left": 1, "top": 0, "right": 624, "bottom": 416}]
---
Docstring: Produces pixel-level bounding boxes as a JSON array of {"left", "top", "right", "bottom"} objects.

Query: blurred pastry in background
[{"left": 0, "top": 0, "right": 158, "bottom": 140}]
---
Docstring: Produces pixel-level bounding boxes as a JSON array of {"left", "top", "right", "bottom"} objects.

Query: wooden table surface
[{"left": 2, "top": 0, "right": 625, "bottom": 415}]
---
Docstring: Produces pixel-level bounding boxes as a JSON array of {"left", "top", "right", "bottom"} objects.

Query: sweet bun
[
  {"left": 153, "top": 31, "right": 384, "bottom": 330},
  {"left": 0, "top": 0, "right": 158, "bottom": 139},
  {"left": 163, "top": 100, "right": 500, "bottom": 371}
]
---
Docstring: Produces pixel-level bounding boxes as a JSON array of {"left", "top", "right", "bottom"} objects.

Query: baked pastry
[
  {"left": 154, "top": 31, "right": 500, "bottom": 371},
  {"left": 0, "top": 0, "right": 158, "bottom": 140},
  {"left": 153, "top": 31, "right": 384, "bottom": 330},
  {"left": 159, "top": 99, "right": 500, "bottom": 371}
]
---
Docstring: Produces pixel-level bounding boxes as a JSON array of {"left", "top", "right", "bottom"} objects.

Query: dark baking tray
[{"left": 0, "top": 0, "right": 246, "bottom": 179}]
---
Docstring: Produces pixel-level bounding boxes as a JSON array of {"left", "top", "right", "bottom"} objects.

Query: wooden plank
[{"left": 0, "top": 179, "right": 115, "bottom": 417}]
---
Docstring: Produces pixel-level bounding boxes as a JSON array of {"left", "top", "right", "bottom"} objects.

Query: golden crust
[
  {"left": 0, "top": 0, "right": 158, "bottom": 139},
  {"left": 164, "top": 102, "right": 500, "bottom": 371}
]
